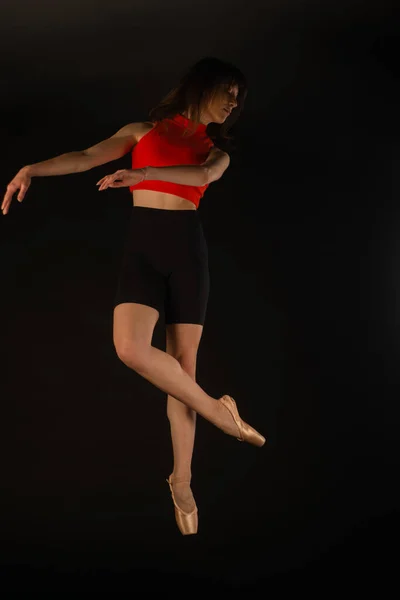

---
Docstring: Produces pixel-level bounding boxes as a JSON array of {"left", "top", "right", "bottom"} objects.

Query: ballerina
[{"left": 1, "top": 56, "right": 266, "bottom": 535}]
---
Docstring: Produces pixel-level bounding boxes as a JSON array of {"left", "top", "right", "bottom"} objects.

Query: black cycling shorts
[{"left": 113, "top": 206, "right": 210, "bottom": 325}]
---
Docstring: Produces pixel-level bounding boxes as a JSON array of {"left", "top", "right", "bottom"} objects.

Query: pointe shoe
[
  {"left": 219, "top": 395, "right": 266, "bottom": 447},
  {"left": 166, "top": 475, "right": 198, "bottom": 536}
]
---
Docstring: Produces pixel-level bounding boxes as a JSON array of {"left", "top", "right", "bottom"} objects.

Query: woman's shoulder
[{"left": 130, "top": 121, "right": 157, "bottom": 144}]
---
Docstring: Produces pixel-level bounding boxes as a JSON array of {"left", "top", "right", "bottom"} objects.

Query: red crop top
[{"left": 129, "top": 113, "right": 214, "bottom": 208}]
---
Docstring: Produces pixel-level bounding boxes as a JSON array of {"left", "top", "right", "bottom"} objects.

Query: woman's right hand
[{"left": 1, "top": 167, "right": 32, "bottom": 216}]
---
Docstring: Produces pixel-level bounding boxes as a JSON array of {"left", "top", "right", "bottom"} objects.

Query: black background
[{"left": 1, "top": 0, "right": 399, "bottom": 593}]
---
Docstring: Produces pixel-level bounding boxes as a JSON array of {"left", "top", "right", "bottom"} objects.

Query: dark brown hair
[{"left": 148, "top": 56, "right": 247, "bottom": 153}]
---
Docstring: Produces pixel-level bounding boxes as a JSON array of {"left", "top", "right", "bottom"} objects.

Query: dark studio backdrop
[{"left": 0, "top": 0, "right": 399, "bottom": 593}]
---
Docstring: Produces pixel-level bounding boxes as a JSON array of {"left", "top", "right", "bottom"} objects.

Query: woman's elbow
[{"left": 204, "top": 164, "right": 228, "bottom": 185}]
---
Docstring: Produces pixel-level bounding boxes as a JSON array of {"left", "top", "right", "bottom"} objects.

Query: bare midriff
[
  {"left": 131, "top": 122, "right": 197, "bottom": 211},
  {"left": 132, "top": 189, "right": 196, "bottom": 211}
]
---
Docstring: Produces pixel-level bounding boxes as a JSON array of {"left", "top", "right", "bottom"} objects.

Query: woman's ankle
[{"left": 171, "top": 471, "right": 192, "bottom": 483}]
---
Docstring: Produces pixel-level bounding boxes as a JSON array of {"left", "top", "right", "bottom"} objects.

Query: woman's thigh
[{"left": 165, "top": 250, "right": 209, "bottom": 327}]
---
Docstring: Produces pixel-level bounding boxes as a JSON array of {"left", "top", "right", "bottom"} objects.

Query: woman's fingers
[
  {"left": 1, "top": 190, "right": 10, "bottom": 213},
  {"left": 110, "top": 181, "right": 124, "bottom": 187},
  {"left": 96, "top": 176, "right": 108, "bottom": 189},
  {"left": 97, "top": 176, "right": 113, "bottom": 191},
  {"left": 96, "top": 170, "right": 126, "bottom": 191},
  {"left": 17, "top": 183, "right": 28, "bottom": 202},
  {"left": 2, "top": 169, "right": 31, "bottom": 215},
  {"left": 2, "top": 185, "right": 18, "bottom": 215}
]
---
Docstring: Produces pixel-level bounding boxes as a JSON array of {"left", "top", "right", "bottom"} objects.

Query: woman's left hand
[{"left": 96, "top": 168, "right": 145, "bottom": 191}]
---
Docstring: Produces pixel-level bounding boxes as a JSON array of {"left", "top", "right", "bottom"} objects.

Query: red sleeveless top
[{"left": 129, "top": 113, "right": 214, "bottom": 208}]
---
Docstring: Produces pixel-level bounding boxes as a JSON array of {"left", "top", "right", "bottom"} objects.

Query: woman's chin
[{"left": 208, "top": 113, "right": 227, "bottom": 125}]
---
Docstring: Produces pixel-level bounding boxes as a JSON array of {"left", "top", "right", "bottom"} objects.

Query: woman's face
[{"left": 202, "top": 83, "right": 239, "bottom": 125}]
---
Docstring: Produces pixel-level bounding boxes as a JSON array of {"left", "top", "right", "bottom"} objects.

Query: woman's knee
[
  {"left": 115, "top": 339, "right": 150, "bottom": 371},
  {"left": 113, "top": 302, "right": 159, "bottom": 370},
  {"left": 173, "top": 354, "right": 197, "bottom": 380}
]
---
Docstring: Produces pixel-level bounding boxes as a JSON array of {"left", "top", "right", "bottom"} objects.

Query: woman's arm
[
  {"left": 25, "top": 122, "right": 145, "bottom": 177},
  {"left": 145, "top": 147, "right": 230, "bottom": 186},
  {"left": 24, "top": 151, "right": 93, "bottom": 177},
  {"left": 1, "top": 123, "right": 146, "bottom": 215}
]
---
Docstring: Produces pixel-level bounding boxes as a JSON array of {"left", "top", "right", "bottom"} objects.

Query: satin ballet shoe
[
  {"left": 166, "top": 475, "right": 198, "bottom": 536},
  {"left": 219, "top": 395, "right": 266, "bottom": 447}
]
